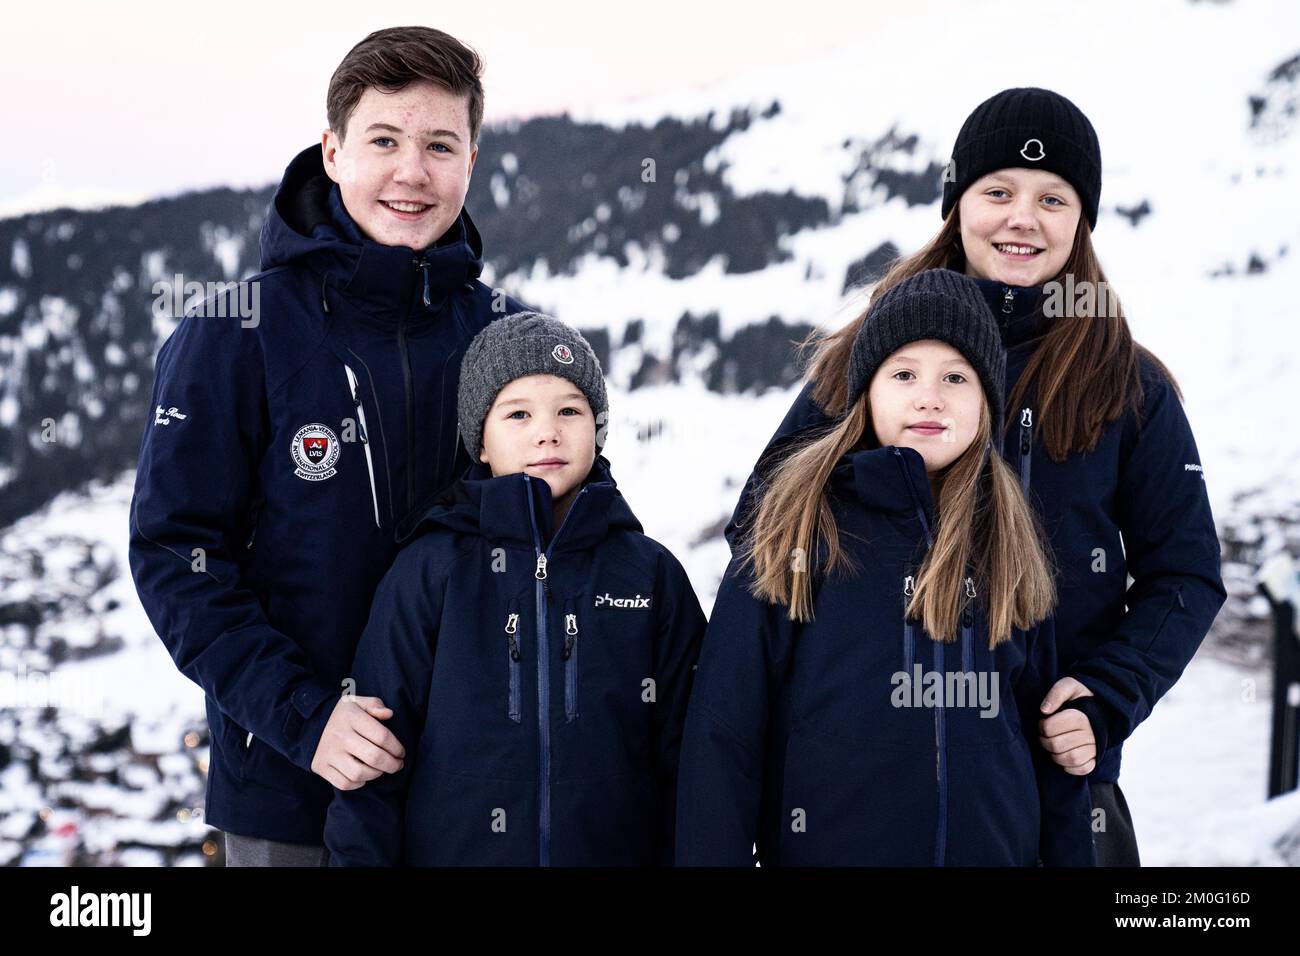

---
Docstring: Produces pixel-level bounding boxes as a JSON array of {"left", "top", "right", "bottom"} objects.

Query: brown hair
[
  {"left": 327, "top": 26, "right": 485, "bottom": 145},
  {"left": 738, "top": 381, "right": 1057, "bottom": 645},
  {"left": 801, "top": 211, "right": 1182, "bottom": 460}
]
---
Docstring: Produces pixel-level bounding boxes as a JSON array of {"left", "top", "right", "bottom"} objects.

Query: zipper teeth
[
  {"left": 396, "top": 320, "right": 415, "bottom": 513},
  {"left": 902, "top": 574, "right": 915, "bottom": 676},
  {"left": 1019, "top": 406, "right": 1033, "bottom": 492},
  {"left": 565, "top": 607, "right": 579, "bottom": 721},
  {"left": 506, "top": 610, "right": 521, "bottom": 723},
  {"left": 934, "top": 639, "right": 947, "bottom": 866},
  {"left": 522, "top": 477, "right": 590, "bottom": 865},
  {"left": 344, "top": 364, "right": 381, "bottom": 528},
  {"left": 962, "top": 578, "right": 975, "bottom": 673},
  {"left": 895, "top": 447, "right": 947, "bottom": 865}
]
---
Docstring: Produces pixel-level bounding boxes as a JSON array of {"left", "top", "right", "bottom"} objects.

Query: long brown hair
[
  {"left": 801, "top": 211, "right": 1181, "bottom": 460},
  {"left": 737, "top": 382, "right": 1057, "bottom": 646}
]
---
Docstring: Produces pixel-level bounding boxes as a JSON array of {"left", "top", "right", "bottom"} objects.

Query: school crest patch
[{"left": 291, "top": 423, "right": 340, "bottom": 481}]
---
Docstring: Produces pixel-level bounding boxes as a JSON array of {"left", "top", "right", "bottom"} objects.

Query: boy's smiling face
[
  {"left": 479, "top": 375, "right": 596, "bottom": 503},
  {"left": 321, "top": 79, "right": 478, "bottom": 250}
]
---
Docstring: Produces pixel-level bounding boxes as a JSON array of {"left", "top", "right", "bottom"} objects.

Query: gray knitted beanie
[
  {"left": 846, "top": 269, "right": 1006, "bottom": 431},
  {"left": 458, "top": 311, "right": 609, "bottom": 462}
]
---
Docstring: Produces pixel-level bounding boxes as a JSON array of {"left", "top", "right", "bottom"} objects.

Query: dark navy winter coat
[
  {"left": 324, "top": 456, "right": 707, "bottom": 866},
  {"left": 723, "top": 278, "right": 1227, "bottom": 784},
  {"left": 677, "top": 444, "right": 1097, "bottom": 866},
  {"left": 128, "top": 144, "right": 530, "bottom": 844}
]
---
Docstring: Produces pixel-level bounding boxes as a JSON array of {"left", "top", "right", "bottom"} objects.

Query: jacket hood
[
  {"left": 410, "top": 454, "right": 644, "bottom": 553},
  {"left": 259, "top": 144, "right": 485, "bottom": 322}
]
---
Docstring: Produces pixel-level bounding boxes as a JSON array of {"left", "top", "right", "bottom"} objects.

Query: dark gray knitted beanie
[
  {"left": 846, "top": 268, "right": 1006, "bottom": 431},
  {"left": 458, "top": 311, "right": 609, "bottom": 462}
]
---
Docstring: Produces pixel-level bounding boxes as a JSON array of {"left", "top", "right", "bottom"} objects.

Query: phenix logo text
[{"left": 594, "top": 592, "right": 651, "bottom": 609}]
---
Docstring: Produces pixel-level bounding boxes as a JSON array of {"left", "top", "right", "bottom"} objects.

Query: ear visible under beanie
[
  {"left": 457, "top": 311, "right": 609, "bottom": 463},
  {"left": 941, "top": 86, "right": 1102, "bottom": 230},
  {"left": 846, "top": 268, "right": 1006, "bottom": 431}
]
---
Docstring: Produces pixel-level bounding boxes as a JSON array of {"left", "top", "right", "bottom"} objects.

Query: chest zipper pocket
[
  {"left": 343, "top": 363, "right": 382, "bottom": 529},
  {"left": 902, "top": 574, "right": 916, "bottom": 681},
  {"left": 961, "top": 578, "right": 976, "bottom": 674},
  {"left": 1018, "top": 407, "right": 1034, "bottom": 493},
  {"left": 562, "top": 601, "right": 580, "bottom": 722},
  {"left": 505, "top": 605, "right": 522, "bottom": 723}
]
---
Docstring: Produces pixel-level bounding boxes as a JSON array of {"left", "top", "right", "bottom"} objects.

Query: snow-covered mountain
[{"left": 2, "top": 0, "right": 1299, "bottom": 865}]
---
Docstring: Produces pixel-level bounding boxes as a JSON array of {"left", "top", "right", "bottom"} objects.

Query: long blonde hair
[{"left": 737, "top": 359, "right": 1056, "bottom": 647}]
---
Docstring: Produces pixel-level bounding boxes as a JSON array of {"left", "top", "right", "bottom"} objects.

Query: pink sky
[{"left": 0, "top": 0, "right": 905, "bottom": 215}]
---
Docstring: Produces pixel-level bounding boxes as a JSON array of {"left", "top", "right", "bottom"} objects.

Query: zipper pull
[
  {"left": 562, "top": 613, "right": 578, "bottom": 659},
  {"left": 903, "top": 574, "right": 914, "bottom": 598},
  {"left": 964, "top": 577, "right": 976, "bottom": 599},
  {"left": 1019, "top": 407, "right": 1033, "bottom": 453},
  {"left": 1002, "top": 288, "right": 1015, "bottom": 314},
  {"left": 504, "top": 612, "right": 521, "bottom": 661},
  {"left": 415, "top": 257, "right": 431, "bottom": 308},
  {"left": 535, "top": 553, "right": 548, "bottom": 580}
]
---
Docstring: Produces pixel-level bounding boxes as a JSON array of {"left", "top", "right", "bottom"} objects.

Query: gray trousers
[{"left": 223, "top": 831, "right": 330, "bottom": 867}]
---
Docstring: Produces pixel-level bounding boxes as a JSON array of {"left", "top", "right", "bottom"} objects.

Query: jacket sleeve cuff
[
  {"left": 1059, "top": 696, "right": 1110, "bottom": 763},
  {"left": 281, "top": 680, "right": 339, "bottom": 773}
]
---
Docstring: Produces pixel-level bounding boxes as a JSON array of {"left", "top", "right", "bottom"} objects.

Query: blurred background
[{"left": 1, "top": 0, "right": 1298, "bottom": 865}]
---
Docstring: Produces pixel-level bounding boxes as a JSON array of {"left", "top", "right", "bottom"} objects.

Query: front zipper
[
  {"left": 396, "top": 312, "right": 416, "bottom": 514},
  {"left": 892, "top": 446, "right": 946, "bottom": 865},
  {"left": 933, "top": 635, "right": 948, "bottom": 866},
  {"left": 344, "top": 364, "right": 381, "bottom": 528},
  {"left": 563, "top": 603, "right": 579, "bottom": 721},
  {"left": 505, "top": 606, "right": 521, "bottom": 723},
  {"left": 1001, "top": 287, "right": 1016, "bottom": 314},
  {"left": 523, "top": 477, "right": 590, "bottom": 866},
  {"left": 399, "top": 255, "right": 432, "bottom": 516},
  {"left": 1018, "top": 407, "right": 1033, "bottom": 493}
]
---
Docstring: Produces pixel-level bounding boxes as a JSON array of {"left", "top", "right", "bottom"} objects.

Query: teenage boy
[{"left": 129, "top": 25, "right": 529, "bottom": 866}]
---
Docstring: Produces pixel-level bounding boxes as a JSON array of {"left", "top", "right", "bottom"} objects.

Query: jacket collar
[
  {"left": 971, "top": 277, "right": 1053, "bottom": 351},
  {"left": 831, "top": 444, "right": 931, "bottom": 517},
  {"left": 412, "top": 455, "right": 643, "bottom": 554},
  {"left": 259, "top": 144, "right": 485, "bottom": 329}
]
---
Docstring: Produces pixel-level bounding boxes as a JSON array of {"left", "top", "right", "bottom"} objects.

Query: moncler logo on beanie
[
  {"left": 457, "top": 311, "right": 609, "bottom": 462},
  {"left": 1019, "top": 138, "right": 1045, "bottom": 162},
  {"left": 941, "top": 87, "right": 1102, "bottom": 230},
  {"left": 846, "top": 269, "right": 1007, "bottom": 432}
]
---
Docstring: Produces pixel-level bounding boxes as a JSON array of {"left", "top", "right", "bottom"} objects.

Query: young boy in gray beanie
[
  {"left": 325, "top": 311, "right": 707, "bottom": 866},
  {"left": 456, "top": 310, "right": 610, "bottom": 535}
]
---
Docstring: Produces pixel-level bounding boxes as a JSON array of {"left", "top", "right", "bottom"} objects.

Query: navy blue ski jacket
[
  {"left": 723, "top": 278, "right": 1227, "bottom": 783},
  {"left": 324, "top": 456, "right": 707, "bottom": 866},
  {"left": 677, "top": 444, "right": 1097, "bottom": 866},
  {"left": 128, "top": 144, "right": 530, "bottom": 843}
]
